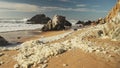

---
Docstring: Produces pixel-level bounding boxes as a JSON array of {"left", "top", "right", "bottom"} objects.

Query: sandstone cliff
[{"left": 105, "top": 0, "right": 120, "bottom": 23}]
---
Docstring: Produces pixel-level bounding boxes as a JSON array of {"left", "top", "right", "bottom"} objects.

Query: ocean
[{"left": 0, "top": 18, "right": 43, "bottom": 32}]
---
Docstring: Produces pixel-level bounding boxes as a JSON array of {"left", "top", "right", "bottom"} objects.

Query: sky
[{"left": 0, "top": 0, "right": 117, "bottom": 22}]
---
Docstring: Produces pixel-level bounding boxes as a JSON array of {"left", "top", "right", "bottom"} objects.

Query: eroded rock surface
[{"left": 42, "top": 15, "right": 72, "bottom": 31}]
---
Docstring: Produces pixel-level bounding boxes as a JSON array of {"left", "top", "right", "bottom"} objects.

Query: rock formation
[
  {"left": 0, "top": 36, "right": 8, "bottom": 46},
  {"left": 102, "top": 0, "right": 120, "bottom": 40},
  {"left": 76, "top": 20, "right": 84, "bottom": 25},
  {"left": 105, "top": 0, "right": 120, "bottom": 23},
  {"left": 42, "top": 15, "right": 72, "bottom": 31},
  {"left": 84, "top": 20, "right": 92, "bottom": 25},
  {"left": 27, "top": 14, "right": 51, "bottom": 24},
  {"left": 96, "top": 18, "right": 105, "bottom": 24}
]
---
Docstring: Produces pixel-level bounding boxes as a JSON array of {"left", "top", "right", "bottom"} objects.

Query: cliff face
[
  {"left": 105, "top": 0, "right": 120, "bottom": 23},
  {"left": 103, "top": 0, "right": 120, "bottom": 40}
]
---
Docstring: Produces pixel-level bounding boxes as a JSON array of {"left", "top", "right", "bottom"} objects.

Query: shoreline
[{"left": 0, "top": 29, "right": 71, "bottom": 45}]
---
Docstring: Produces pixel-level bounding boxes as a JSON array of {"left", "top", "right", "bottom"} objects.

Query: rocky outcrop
[
  {"left": 84, "top": 20, "right": 92, "bottom": 25},
  {"left": 96, "top": 18, "right": 105, "bottom": 24},
  {"left": 102, "top": 0, "right": 120, "bottom": 41},
  {"left": 42, "top": 15, "right": 72, "bottom": 31},
  {"left": 103, "top": 13, "right": 120, "bottom": 41},
  {"left": 0, "top": 36, "right": 8, "bottom": 46},
  {"left": 27, "top": 14, "right": 51, "bottom": 24},
  {"left": 76, "top": 20, "right": 84, "bottom": 25}
]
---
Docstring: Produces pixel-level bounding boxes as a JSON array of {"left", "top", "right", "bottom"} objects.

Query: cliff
[{"left": 105, "top": 0, "right": 120, "bottom": 23}]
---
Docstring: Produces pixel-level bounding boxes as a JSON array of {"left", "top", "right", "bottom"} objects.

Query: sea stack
[
  {"left": 27, "top": 14, "right": 51, "bottom": 24},
  {"left": 42, "top": 15, "right": 72, "bottom": 31}
]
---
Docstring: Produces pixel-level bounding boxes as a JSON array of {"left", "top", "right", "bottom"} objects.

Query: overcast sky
[{"left": 0, "top": 0, "right": 117, "bottom": 21}]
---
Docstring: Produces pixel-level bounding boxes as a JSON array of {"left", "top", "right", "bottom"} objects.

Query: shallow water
[{"left": 0, "top": 23, "right": 43, "bottom": 32}]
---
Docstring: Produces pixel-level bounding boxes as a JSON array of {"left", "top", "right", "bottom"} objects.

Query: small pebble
[
  {"left": 43, "top": 60, "right": 48, "bottom": 63},
  {"left": 0, "top": 61, "right": 4, "bottom": 65},
  {"left": 41, "top": 64, "right": 48, "bottom": 68},
  {"left": 14, "top": 64, "right": 20, "bottom": 68},
  {"left": 0, "top": 53, "right": 4, "bottom": 56},
  {"left": 63, "top": 64, "right": 68, "bottom": 67}
]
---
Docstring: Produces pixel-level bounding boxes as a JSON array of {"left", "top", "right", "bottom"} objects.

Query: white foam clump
[
  {"left": 0, "top": 23, "right": 43, "bottom": 32},
  {"left": 39, "top": 31, "right": 73, "bottom": 43}
]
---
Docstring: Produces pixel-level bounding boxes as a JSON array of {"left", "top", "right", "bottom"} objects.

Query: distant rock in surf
[
  {"left": 42, "top": 15, "right": 72, "bottom": 31},
  {"left": 27, "top": 14, "right": 51, "bottom": 24},
  {"left": 76, "top": 20, "right": 84, "bottom": 25}
]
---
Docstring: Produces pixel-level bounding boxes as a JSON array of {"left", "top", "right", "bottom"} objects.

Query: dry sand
[{"left": 47, "top": 49, "right": 117, "bottom": 68}]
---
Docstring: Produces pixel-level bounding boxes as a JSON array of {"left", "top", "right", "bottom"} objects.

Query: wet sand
[
  {"left": 0, "top": 30, "right": 41, "bottom": 43},
  {"left": 0, "top": 30, "right": 70, "bottom": 43}
]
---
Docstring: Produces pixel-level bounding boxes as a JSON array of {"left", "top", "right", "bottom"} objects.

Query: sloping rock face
[
  {"left": 105, "top": 0, "right": 120, "bottom": 23},
  {"left": 27, "top": 14, "right": 51, "bottom": 24},
  {"left": 42, "top": 15, "right": 72, "bottom": 31},
  {"left": 0, "top": 36, "right": 8, "bottom": 46},
  {"left": 102, "top": 0, "right": 120, "bottom": 40},
  {"left": 103, "top": 14, "right": 120, "bottom": 40}
]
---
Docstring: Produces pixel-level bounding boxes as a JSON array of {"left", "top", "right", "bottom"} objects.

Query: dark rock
[
  {"left": 76, "top": 20, "right": 84, "bottom": 25},
  {"left": 0, "top": 36, "right": 8, "bottom": 46},
  {"left": 42, "top": 15, "right": 72, "bottom": 31},
  {"left": 27, "top": 14, "right": 51, "bottom": 24},
  {"left": 84, "top": 20, "right": 92, "bottom": 25}
]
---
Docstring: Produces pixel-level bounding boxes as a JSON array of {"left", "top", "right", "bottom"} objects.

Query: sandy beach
[
  {"left": 0, "top": 28, "right": 120, "bottom": 68},
  {"left": 0, "top": 30, "right": 72, "bottom": 68}
]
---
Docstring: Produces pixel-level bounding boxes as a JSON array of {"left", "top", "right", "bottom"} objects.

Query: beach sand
[
  {"left": 0, "top": 30, "right": 69, "bottom": 43},
  {"left": 0, "top": 30, "right": 71, "bottom": 68},
  {"left": 0, "top": 29, "right": 120, "bottom": 68}
]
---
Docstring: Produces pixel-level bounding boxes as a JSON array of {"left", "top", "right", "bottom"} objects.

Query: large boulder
[
  {"left": 42, "top": 15, "right": 72, "bottom": 31},
  {"left": 27, "top": 14, "right": 51, "bottom": 24},
  {"left": 0, "top": 36, "right": 8, "bottom": 46}
]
